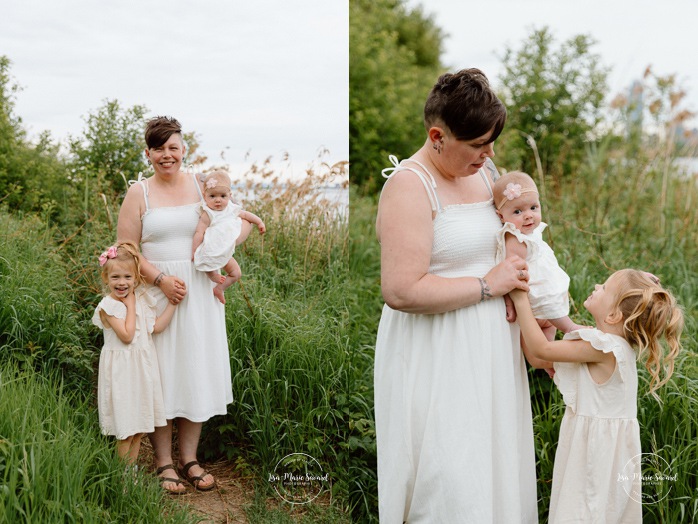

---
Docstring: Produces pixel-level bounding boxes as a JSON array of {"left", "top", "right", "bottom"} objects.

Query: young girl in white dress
[
  {"left": 93, "top": 242, "right": 178, "bottom": 466},
  {"left": 494, "top": 171, "right": 583, "bottom": 344},
  {"left": 192, "top": 170, "right": 266, "bottom": 304},
  {"left": 510, "top": 269, "right": 683, "bottom": 523}
]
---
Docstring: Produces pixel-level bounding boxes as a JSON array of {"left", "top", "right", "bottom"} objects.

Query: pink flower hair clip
[
  {"left": 503, "top": 183, "right": 522, "bottom": 201},
  {"left": 205, "top": 178, "right": 219, "bottom": 190},
  {"left": 99, "top": 246, "right": 118, "bottom": 266},
  {"left": 496, "top": 182, "right": 539, "bottom": 210}
]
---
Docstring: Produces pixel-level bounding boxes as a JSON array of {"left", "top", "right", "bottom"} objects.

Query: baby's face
[
  {"left": 498, "top": 192, "right": 542, "bottom": 234},
  {"left": 205, "top": 186, "right": 231, "bottom": 211}
]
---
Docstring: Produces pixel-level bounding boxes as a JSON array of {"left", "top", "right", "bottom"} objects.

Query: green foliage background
[{"left": 349, "top": 0, "right": 443, "bottom": 192}]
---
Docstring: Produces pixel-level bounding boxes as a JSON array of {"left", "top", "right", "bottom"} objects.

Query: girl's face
[
  {"left": 584, "top": 272, "right": 621, "bottom": 326},
  {"left": 106, "top": 260, "right": 137, "bottom": 300},
  {"left": 205, "top": 186, "right": 231, "bottom": 211},
  {"left": 497, "top": 192, "right": 542, "bottom": 234},
  {"left": 146, "top": 134, "right": 185, "bottom": 176},
  {"left": 441, "top": 128, "right": 496, "bottom": 177}
]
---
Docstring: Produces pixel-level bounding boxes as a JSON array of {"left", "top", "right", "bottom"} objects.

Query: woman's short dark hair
[
  {"left": 424, "top": 68, "right": 506, "bottom": 143},
  {"left": 145, "top": 116, "right": 182, "bottom": 148}
]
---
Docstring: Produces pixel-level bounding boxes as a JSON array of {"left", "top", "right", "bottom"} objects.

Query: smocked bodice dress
[
  {"left": 93, "top": 287, "right": 166, "bottom": 439},
  {"left": 549, "top": 329, "right": 641, "bottom": 523},
  {"left": 374, "top": 157, "right": 537, "bottom": 523},
  {"left": 138, "top": 175, "right": 233, "bottom": 421}
]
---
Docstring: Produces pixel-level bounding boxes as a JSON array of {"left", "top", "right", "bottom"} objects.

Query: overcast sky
[
  {"left": 405, "top": 0, "right": 698, "bottom": 131},
  {"left": 0, "top": 0, "right": 348, "bottom": 173}
]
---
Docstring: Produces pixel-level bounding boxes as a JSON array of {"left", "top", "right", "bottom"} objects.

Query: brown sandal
[
  {"left": 155, "top": 464, "right": 187, "bottom": 494},
  {"left": 178, "top": 460, "right": 215, "bottom": 491}
]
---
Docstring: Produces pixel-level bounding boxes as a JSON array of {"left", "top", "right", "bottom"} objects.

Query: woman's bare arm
[
  {"left": 377, "top": 171, "right": 529, "bottom": 314},
  {"left": 117, "top": 183, "right": 186, "bottom": 302}
]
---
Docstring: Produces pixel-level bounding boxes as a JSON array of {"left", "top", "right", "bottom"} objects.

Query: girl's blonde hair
[
  {"left": 100, "top": 242, "right": 143, "bottom": 288},
  {"left": 611, "top": 269, "right": 684, "bottom": 396},
  {"left": 201, "top": 170, "right": 232, "bottom": 192}
]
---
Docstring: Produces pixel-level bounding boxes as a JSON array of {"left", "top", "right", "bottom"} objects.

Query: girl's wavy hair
[
  {"left": 100, "top": 242, "right": 143, "bottom": 289},
  {"left": 612, "top": 269, "right": 684, "bottom": 397}
]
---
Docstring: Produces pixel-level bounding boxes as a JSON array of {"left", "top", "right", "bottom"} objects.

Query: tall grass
[
  {"left": 350, "top": 147, "right": 698, "bottom": 521},
  {"left": 0, "top": 361, "right": 194, "bottom": 523},
  {"left": 0, "top": 211, "right": 94, "bottom": 392}
]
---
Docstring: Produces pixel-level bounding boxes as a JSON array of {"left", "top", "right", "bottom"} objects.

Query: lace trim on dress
[{"left": 554, "top": 329, "right": 631, "bottom": 413}]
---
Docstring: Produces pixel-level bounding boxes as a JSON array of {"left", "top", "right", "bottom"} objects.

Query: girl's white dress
[
  {"left": 93, "top": 287, "right": 166, "bottom": 439},
  {"left": 137, "top": 175, "right": 233, "bottom": 422},
  {"left": 193, "top": 202, "right": 243, "bottom": 272},
  {"left": 496, "top": 221, "right": 570, "bottom": 319},
  {"left": 550, "top": 328, "right": 641, "bottom": 523},
  {"left": 374, "top": 157, "right": 537, "bottom": 523}
]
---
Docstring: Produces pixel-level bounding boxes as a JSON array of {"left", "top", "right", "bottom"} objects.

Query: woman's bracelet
[
  {"left": 154, "top": 272, "right": 166, "bottom": 287},
  {"left": 478, "top": 277, "right": 493, "bottom": 302}
]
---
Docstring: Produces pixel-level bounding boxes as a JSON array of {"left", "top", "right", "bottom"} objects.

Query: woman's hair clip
[{"left": 99, "top": 246, "right": 118, "bottom": 266}]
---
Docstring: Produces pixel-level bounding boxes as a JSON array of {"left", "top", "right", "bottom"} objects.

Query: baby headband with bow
[
  {"left": 496, "top": 182, "right": 539, "bottom": 210},
  {"left": 99, "top": 246, "right": 118, "bottom": 266},
  {"left": 205, "top": 178, "right": 220, "bottom": 189}
]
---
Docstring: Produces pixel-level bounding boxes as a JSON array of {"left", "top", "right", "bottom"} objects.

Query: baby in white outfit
[
  {"left": 493, "top": 171, "right": 583, "bottom": 350},
  {"left": 192, "top": 170, "right": 266, "bottom": 304}
]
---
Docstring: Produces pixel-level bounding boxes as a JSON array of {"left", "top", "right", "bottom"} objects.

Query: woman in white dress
[
  {"left": 117, "top": 116, "right": 252, "bottom": 493},
  {"left": 374, "top": 69, "right": 538, "bottom": 522}
]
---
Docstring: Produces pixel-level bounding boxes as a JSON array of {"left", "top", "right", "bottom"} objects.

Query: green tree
[
  {"left": 350, "top": 0, "right": 444, "bottom": 193},
  {"left": 496, "top": 27, "right": 609, "bottom": 180},
  {"left": 0, "top": 56, "right": 71, "bottom": 217},
  {"left": 0, "top": 56, "right": 26, "bottom": 204},
  {"left": 68, "top": 99, "right": 148, "bottom": 202}
]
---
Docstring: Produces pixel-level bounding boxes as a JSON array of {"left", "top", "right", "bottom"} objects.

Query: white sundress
[
  {"left": 193, "top": 202, "right": 243, "bottom": 272},
  {"left": 496, "top": 221, "right": 570, "bottom": 319},
  {"left": 549, "top": 328, "right": 642, "bottom": 523},
  {"left": 374, "top": 157, "right": 538, "bottom": 523},
  {"left": 93, "top": 287, "right": 166, "bottom": 439},
  {"left": 138, "top": 174, "right": 233, "bottom": 422}
]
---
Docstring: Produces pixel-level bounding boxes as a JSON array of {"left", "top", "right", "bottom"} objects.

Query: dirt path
[{"left": 138, "top": 440, "right": 254, "bottom": 523}]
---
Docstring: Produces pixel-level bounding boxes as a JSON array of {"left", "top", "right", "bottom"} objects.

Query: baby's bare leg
[
  {"left": 550, "top": 316, "right": 585, "bottom": 333},
  {"left": 205, "top": 269, "right": 225, "bottom": 285},
  {"left": 212, "top": 258, "right": 242, "bottom": 305},
  {"left": 536, "top": 318, "right": 557, "bottom": 342}
]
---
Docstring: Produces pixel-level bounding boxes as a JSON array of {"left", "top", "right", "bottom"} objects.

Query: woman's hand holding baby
[{"left": 484, "top": 256, "right": 530, "bottom": 298}]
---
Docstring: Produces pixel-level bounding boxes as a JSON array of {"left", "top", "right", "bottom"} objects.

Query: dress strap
[
  {"left": 191, "top": 170, "right": 204, "bottom": 202},
  {"left": 479, "top": 158, "right": 499, "bottom": 199},
  {"left": 127, "top": 172, "right": 150, "bottom": 211},
  {"left": 381, "top": 155, "right": 443, "bottom": 213}
]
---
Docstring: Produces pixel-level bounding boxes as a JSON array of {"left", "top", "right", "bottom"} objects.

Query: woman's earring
[{"left": 433, "top": 140, "right": 443, "bottom": 154}]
